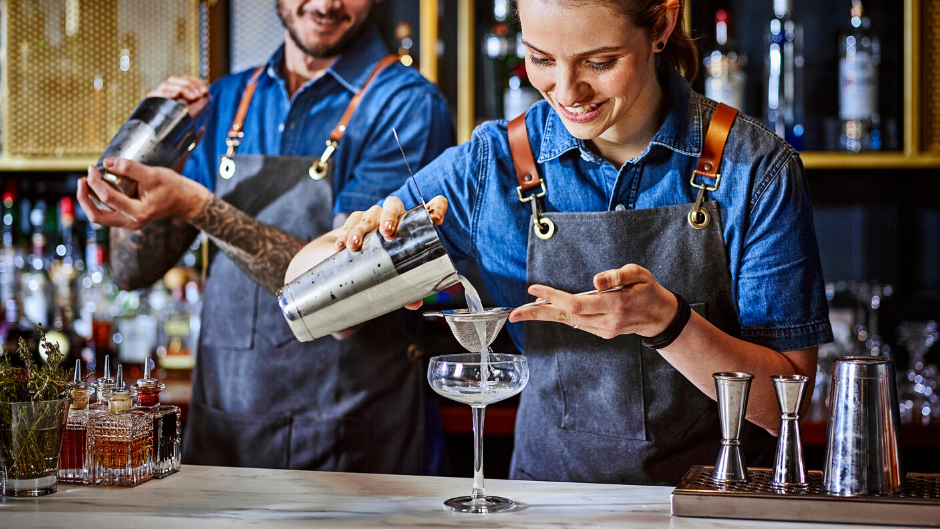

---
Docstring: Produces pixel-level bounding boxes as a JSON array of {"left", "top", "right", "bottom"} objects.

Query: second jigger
[
  {"left": 713, "top": 372, "right": 754, "bottom": 482},
  {"left": 771, "top": 374, "right": 809, "bottom": 489}
]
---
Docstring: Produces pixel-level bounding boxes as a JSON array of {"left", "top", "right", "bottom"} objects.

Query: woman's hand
[
  {"left": 77, "top": 158, "right": 212, "bottom": 230},
  {"left": 508, "top": 264, "right": 678, "bottom": 339},
  {"left": 335, "top": 195, "right": 448, "bottom": 251},
  {"left": 148, "top": 75, "right": 210, "bottom": 118},
  {"left": 333, "top": 195, "right": 448, "bottom": 310}
]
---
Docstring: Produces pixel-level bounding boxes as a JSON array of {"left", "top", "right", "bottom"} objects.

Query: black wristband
[{"left": 640, "top": 291, "right": 691, "bottom": 350}]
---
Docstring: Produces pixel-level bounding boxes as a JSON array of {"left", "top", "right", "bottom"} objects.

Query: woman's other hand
[
  {"left": 335, "top": 195, "right": 448, "bottom": 251},
  {"left": 508, "top": 264, "right": 678, "bottom": 339}
]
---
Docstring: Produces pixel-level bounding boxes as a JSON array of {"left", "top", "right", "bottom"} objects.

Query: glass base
[
  {"left": 444, "top": 495, "right": 514, "bottom": 514},
  {"left": 2, "top": 474, "right": 57, "bottom": 497}
]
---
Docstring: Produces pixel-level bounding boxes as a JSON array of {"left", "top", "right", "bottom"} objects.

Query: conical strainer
[{"left": 424, "top": 308, "right": 512, "bottom": 352}]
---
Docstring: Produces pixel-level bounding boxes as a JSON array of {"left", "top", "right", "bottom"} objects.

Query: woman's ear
[{"left": 653, "top": 0, "right": 681, "bottom": 52}]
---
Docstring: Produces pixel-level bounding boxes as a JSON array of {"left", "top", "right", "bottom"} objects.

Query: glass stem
[{"left": 471, "top": 405, "right": 486, "bottom": 500}]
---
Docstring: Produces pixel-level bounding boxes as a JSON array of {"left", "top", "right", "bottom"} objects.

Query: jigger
[
  {"left": 771, "top": 375, "right": 809, "bottom": 488},
  {"left": 713, "top": 372, "right": 754, "bottom": 482}
]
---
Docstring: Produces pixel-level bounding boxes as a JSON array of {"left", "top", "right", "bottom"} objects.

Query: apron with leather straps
[
  {"left": 184, "top": 55, "right": 429, "bottom": 474},
  {"left": 506, "top": 103, "right": 776, "bottom": 486}
]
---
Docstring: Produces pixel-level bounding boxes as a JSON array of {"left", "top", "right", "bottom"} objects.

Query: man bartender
[{"left": 76, "top": 0, "right": 455, "bottom": 473}]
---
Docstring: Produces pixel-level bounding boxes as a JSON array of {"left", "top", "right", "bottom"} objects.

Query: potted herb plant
[{"left": 0, "top": 327, "right": 75, "bottom": 496}]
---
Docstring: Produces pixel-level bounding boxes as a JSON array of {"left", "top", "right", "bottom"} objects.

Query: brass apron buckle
[
  {"left": 517, "top": 180, "right": 554, "bottom": 240},
  {"left": 310, "top": 140, "right": 337, "bottom": 180},
  {"left": 688, "top": 169, "right": 721, "bottom": 230}
]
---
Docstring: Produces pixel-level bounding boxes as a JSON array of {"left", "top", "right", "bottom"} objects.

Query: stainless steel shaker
[
  {"left": 90, "top": 96, "right": 211, "bottom": 208},
  {"left": 771, "top": 374, "right": 809, "bottom": 488},
  {"left": 713, "top": 372, "right": 754, "bottom": 482},
  {"left": 823, "top": 356, "right": 904, "bottom": 496},
  {"left": 278, "top": 205, "right": 459, "bottom": 342}
]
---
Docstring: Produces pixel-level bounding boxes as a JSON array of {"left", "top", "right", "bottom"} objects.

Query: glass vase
[{"left": 0, "top": 399, "right": 70, "bottom": 496}]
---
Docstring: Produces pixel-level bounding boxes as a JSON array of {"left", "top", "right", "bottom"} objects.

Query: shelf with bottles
[
  {"left": 690, "top": 0, "right": 939, "bottom": 168},
  {"left": 424, "top": 0, "right": 940, "bottom": 168}
]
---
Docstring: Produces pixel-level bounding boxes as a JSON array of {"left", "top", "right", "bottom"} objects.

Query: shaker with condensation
[
  {"left": 278, "top": 205, "right": 459, "bottom": 342},
  {"left": 89, "top": 96, "right": 211, "bottom": 209}
]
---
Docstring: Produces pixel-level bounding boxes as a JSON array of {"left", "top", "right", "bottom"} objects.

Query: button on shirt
[
  {"left": 393, "top": 65, "right": 833, "bottom": 353},
  {"left": 183, "top": 25, "right": 455, "bottom": 216}
]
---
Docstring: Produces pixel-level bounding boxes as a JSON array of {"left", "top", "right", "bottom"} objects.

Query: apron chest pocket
[{"left": 555, "top": 324, "right": 647, "bottom": 441}]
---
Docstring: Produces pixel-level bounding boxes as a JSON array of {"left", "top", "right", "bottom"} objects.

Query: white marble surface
[{"left": 0, "top": 465, "right": 902, "bottom": 528}]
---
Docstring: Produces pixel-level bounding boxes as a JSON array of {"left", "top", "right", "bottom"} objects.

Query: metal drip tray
[{"left": 671, "top": 466, "right": 940, "bottom": 527}]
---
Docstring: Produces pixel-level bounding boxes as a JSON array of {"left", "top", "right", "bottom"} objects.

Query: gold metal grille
[
  {"left": 1, "top": 0, "right": 204, "bottom": 156},
  {"left": 924, "top": 0, "right": 940, "bottom": 152}
]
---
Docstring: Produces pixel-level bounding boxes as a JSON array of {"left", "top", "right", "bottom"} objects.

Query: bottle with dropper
[
  {"left": 93, "top": 355, "right": 116, "bottom": 410},
  {"left": 59, "top": 360, "right": 104, "bottom": 484},
  {"left": 86, "top": 365, "right": 153, "bottom": 486},
  {"left": 132, "top": 360, "right": 181, "bottom": 478}
]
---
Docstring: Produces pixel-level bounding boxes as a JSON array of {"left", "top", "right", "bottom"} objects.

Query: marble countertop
[{"left": 0, "top": 465, "right": 903, "bottom": 528}]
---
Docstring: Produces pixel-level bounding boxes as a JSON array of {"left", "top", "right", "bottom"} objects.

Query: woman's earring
[{"left": 657, "top": 42, "right": 665, "bottom": 51}]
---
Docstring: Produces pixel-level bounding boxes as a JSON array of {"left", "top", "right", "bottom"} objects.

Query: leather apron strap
[
  {"left": 507, "top": 103, "right": 739, "bottom": 232},
  {"left": 688, "top": 103, "right": 737, "bottom": 229},
  {"left": 508, "top": 113, "right": 554, "bottom": 240},
  {"left": 218, "top": 55, "right": 401, "bottom": 181}
]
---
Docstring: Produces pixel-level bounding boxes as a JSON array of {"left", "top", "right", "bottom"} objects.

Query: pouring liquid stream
[{"left": 457, "top": 274, "right": 490, "bottom": 392}]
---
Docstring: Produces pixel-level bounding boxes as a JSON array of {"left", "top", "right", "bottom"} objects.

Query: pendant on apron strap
[
  {"left": 688, "top": 166, "right": 721, "bottom": 230},
  {"left": 219, "top": 136, "right": 242, "bottom": 179},
  {"left": 310, "top": 140, "right": 337, "bottom": 180},
  {"left": 517, "top": 179, "right": 555, "bottom": 240}
]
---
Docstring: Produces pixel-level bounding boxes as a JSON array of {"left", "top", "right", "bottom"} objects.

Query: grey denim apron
[
  {"left": 183, "top": 59, "right": 426, "bottom": 473},
  {"left": 506, "top": 106, "right": 776, "bottom": 486}
]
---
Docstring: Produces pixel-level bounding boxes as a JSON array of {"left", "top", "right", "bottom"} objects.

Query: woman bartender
[{"left": 287, "top": 0, "right": 833, "bottom": 486}]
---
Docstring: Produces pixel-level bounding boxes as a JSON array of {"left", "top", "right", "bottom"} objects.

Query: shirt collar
[
  {"left": 264, "top": 24, "right": 390, "bottom": 95},
  {"left": 537, "top": 64, "right": 703, "bottom": 165}
]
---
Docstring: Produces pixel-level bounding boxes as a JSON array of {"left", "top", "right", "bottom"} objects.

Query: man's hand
[
  {"left": 77, "top": 158, "right": 212, "bottom": 231},
  {"left": 148, "top": 75, "right": 210, "bottom": 118}
]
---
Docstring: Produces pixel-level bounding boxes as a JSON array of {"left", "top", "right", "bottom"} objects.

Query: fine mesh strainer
[{"left": 424, "top": 308, "right": 512, "bottom": 352}]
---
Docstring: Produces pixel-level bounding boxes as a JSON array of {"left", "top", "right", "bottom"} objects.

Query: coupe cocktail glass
[{"left": 428, "top": 352, "right": 528, "bottom": 513}]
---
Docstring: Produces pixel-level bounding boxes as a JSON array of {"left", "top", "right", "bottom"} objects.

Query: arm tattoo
[
  {"left": 111, "top": 218, "right": 199, "bottom": 291},
  {"left": 189, "top": 195, "right": 307, "bottom": 294}
]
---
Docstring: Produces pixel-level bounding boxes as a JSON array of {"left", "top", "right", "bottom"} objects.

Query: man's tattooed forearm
[
  {"left": 111, "top": 218, "right": 199, "bottom": 290},
  {"left": 190, "top": 195, "right": 307, "bottom": 294}
]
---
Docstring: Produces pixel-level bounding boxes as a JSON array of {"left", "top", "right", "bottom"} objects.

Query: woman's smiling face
[{"left": 518, "top": 0, "right": 664, "bottom": 145}]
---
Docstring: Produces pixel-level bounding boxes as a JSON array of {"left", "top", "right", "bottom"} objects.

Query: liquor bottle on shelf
[
  {"left": 839, "top": 0, "right": 881, "bottom": 152},
  {"left": 93, "top": 355, "right": 116, "bottom": 410},
  {"left": 21, "top": 200, "right": 51, "bottom": 330},
  {"left": 482, "top": 0, "right": 540, "bottom": 121},
  {"left": 132, "top": 360, "right": 181, "bottom": 478},
  {"left": 113, "top": 288, "right": 158, "bottom": 366},
  {"left": 78, "top": 223, "right": 117, "bottom": 364},
  {"left": 86, "top": 365, "right": 153, "bottom": 486},
  {"left": 47, "top": 197, "right": 86, "bottom": 364},
  {"left": 764, "top": 0, "right": 805, "bottom": 149},
  {"left": 0, "top": 184, "right": 40, "bottom": 361},
  {"left": 157, "top": 267, "right": 198, "bottom": 370},
  {"left": 59, "top": 360, "right": 103, "bottom": 484},
  {"left": 704, "top": 9, "right": 747, "bottom": 110}
]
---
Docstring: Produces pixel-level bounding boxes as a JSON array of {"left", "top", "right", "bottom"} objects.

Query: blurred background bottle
[
  {"left": 704, "top": 9, "right": 747, "bottom": 111},
  {"left": 764, "top": 0, "right": 805, "bottom": 149},
  {"left": 839, "top": 0, "right": 881, "bottom": 152}
]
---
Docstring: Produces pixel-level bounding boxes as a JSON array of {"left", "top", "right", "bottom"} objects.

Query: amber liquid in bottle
[
  {"left": 133, "top": 363, "right": 181, "bottom": 478},
  {"left": 60, "top": 362, "right": 103, "bottom": 484},
  {"left": 86, "top": 366, "right": 153, "bottom": 486}
]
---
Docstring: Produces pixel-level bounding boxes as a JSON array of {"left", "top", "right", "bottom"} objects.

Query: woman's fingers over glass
[
  {"left": 334, "top": 211, "right": 363, "bottom": 249},
  {"left": 344, "top": 205, "right": 383, "bottom": 251},
  {"left": 593, "top": 263, "right": 649, "bottom": 291},
  {"left": 426, "top": 195, "right": 449, "bottom": 225},
  {"left": 379, "top": 196, "right": 405, "bottom": 241}
]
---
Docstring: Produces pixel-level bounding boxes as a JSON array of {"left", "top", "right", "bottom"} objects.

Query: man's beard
[{"left": 277, "top": 1, "right": 370, "bottom": 59}]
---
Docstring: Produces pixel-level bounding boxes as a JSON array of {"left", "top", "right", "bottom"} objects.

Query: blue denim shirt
[
  {"left": 393, "top": 65, "right": 833, "bottom": 353},
  {"left": 183, "top": 25, "right": 455, "bottom": 217}
]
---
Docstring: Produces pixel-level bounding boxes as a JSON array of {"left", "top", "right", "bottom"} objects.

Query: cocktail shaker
[
  {"left": 278, "top": 205, "right": 459, "bottom": 342},
  {"left": 823, "top": 356, "right": 904, "bottom": 496},
  {"left": 90, "top": 96, "right": 211, "bottom": 208},
  {"left": 713, "top": 372, "right": 754, "bottom": 482}
]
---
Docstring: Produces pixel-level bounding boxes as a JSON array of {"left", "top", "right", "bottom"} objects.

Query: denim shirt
[
  {"left": 183, "top": 25, "right": 455, "bottom": 217},
  {"left": 393, "top": 65, "right": 833, "bottom": 353}
]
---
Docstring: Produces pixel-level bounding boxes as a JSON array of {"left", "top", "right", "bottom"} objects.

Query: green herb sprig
[{"left": 0, "top": 324, "right": 77, "bottom": 404}]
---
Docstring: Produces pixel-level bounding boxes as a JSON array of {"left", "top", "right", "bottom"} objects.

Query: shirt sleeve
[
  {"left": 736, "top": 152, "right": 834, "bottom": 352},
  {"left": 333, "top": 84, "right": 456, "bottom": 216}
]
